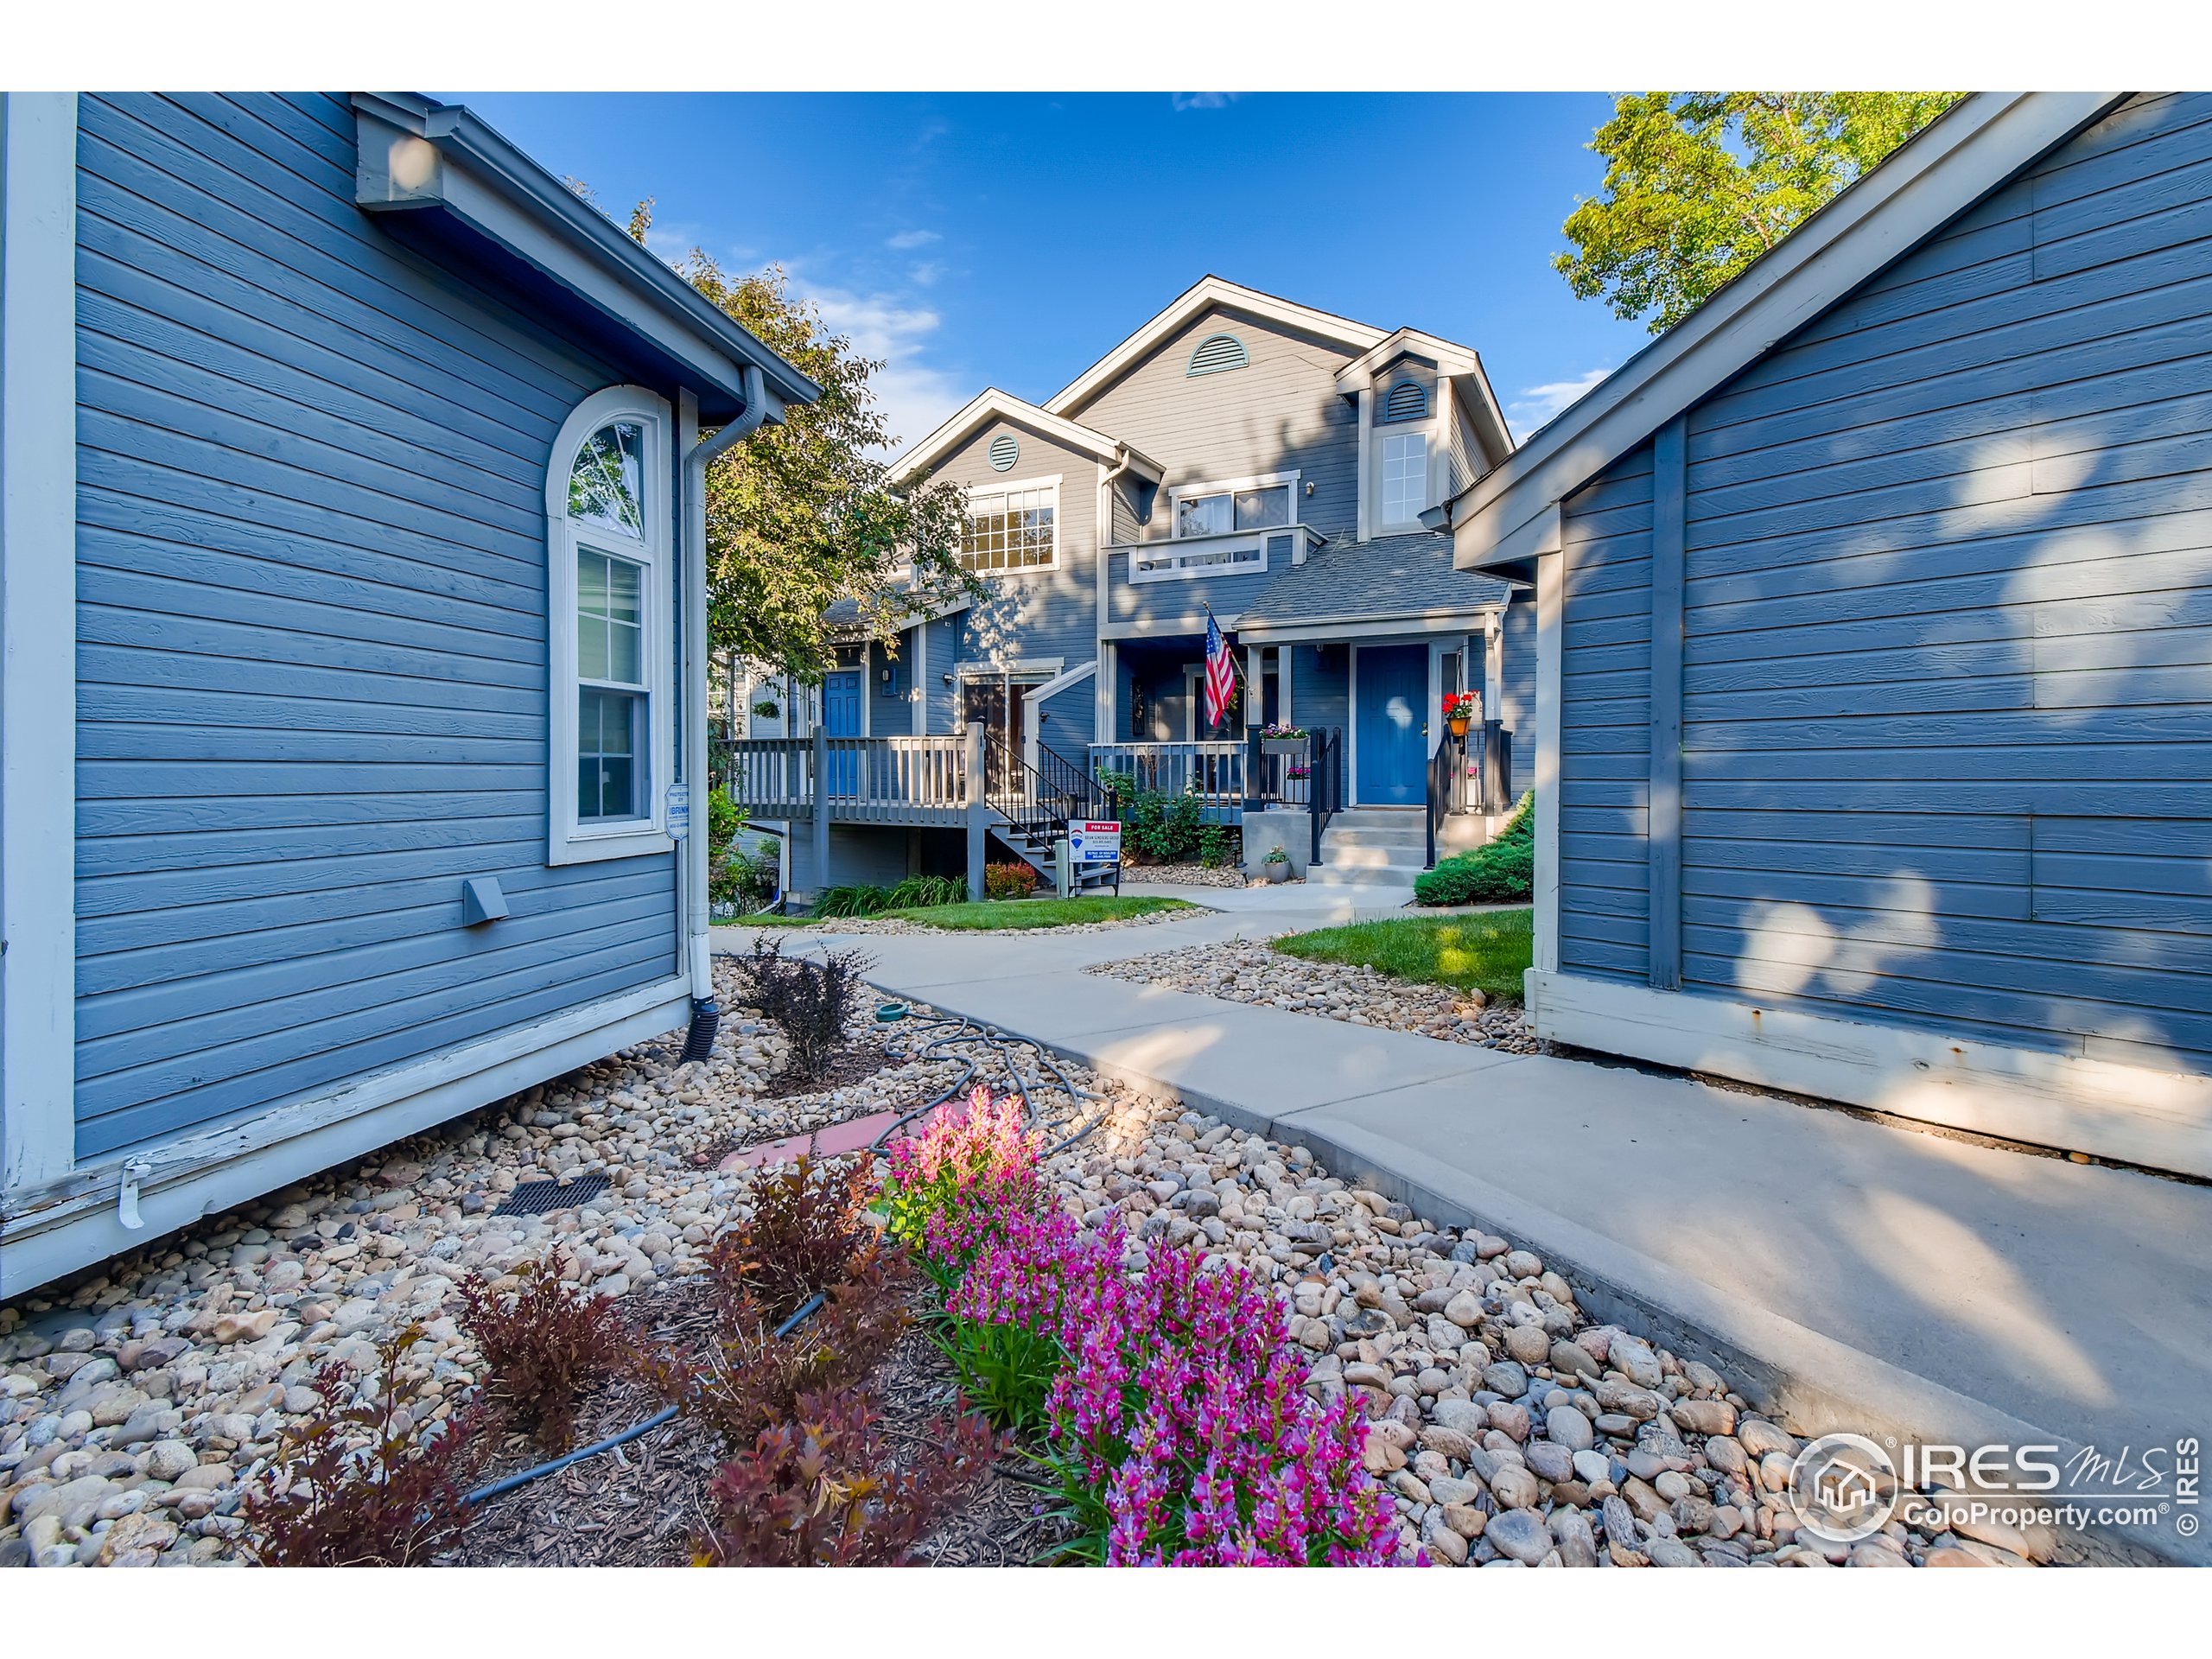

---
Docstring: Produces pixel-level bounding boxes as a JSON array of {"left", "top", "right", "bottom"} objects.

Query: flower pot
[
  {"left": 1447, "top": 716, "right": 1471, "bottom": 739},
  {"left": 1262, "top": 736, "right": 1307, "bottom": 756},
  {"left": 1263, "top": 860, "right": 1290, "bottom": 883}
]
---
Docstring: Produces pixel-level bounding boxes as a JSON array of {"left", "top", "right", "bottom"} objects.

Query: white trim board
[
  {"left": 1, "top": 92, "right": 80, "bottom": 1196},
  {"left": 1046, "top": 276, "right": 1389, "bottom": 418},
  {"left": 893, "top": 389, "right": 1158, "bottom": 484},
  {"left": 3, "top": 976, "right": 693, "bottom": 1293},
  {"left": 1528, "top": 969, "right": 2212, "bottom": 1182}
]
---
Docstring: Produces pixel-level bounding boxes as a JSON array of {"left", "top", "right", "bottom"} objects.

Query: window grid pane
[
  {"left": 578, "top": 686, "right": 643, "bottom": 821},
  {"left": 577, "top": 548, "right": 646, "bottom": 689},
  {"left": 960, "top": 487, "right": 1055, "bottom": 572},
  {"left": 1382, "top": 435, "right": 1427, "bottom": 524}
]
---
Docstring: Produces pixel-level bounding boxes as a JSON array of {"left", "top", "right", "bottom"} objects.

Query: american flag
[{"left": 1204, "top": 610, "right": 1236, "bottom": 729}]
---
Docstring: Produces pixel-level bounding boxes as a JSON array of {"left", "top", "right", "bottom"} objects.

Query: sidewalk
[{"left": 715, "top": 906, "right": 2212, "bottom": 1564}]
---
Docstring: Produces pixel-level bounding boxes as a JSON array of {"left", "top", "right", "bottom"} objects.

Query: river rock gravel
[
  {"left": 1089, "top": 936, "right": 1551, "bottom": 1055},
  {"left": 1, "top": 962, "right": 2033, "bottom": 1569}
]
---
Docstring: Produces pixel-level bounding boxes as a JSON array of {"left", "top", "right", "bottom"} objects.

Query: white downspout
[{"left": 682, "top": 365, "right": 772, "bottom": 1004}]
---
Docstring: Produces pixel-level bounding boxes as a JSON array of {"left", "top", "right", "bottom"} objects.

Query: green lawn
[
  {"left": 887, "top": 895, "right": 1197, "bottom": 931},
  {"left": 1274, "top": 908, "right": 1535, "bottom": 1003}
]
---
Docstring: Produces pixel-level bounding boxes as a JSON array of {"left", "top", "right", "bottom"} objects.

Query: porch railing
[
  {"left": 1089, "top": 741, "right": 1246, "bottom": 818},
  {"left": 715, "top": 734, "right": 970, "bottom": 823}
]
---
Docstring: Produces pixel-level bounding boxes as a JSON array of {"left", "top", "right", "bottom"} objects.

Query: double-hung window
[
  {"left": 960, "top": 476, "right": 1059, "bottom": 573},
  {"left": 547, "top": 385, "right": 675, "bottom": 863},
  {"left": 1381, "top": 432, "right": 1429, "bottom": 529}
]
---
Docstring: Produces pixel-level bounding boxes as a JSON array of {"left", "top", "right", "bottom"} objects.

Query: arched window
[
  {"left": 1382, "top": 378, "right": 1428, "bottom": 423},
  {"left": 547, "top": 385, "right": 675, "bottom": 863}
]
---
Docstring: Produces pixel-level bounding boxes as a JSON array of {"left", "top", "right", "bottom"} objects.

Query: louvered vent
[
  {"left": 1186, "top": 332, "right": 1249, "bottom": 377},
  {"left": 1382, "top": 379, "right": 1428, "bottom": 422},
  {"left": 988, "top": 433, "right": 1020, "bottom": 471}
]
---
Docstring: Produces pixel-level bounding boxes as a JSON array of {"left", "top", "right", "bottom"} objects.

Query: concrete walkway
[{"left": 715, "top": 905, "right": 2212, "bottom": 1564}]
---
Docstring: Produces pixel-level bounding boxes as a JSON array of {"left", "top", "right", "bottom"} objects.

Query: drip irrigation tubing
[
  {"left": 866, "top": 1009, "right": 1105, "bottom": 1157},
  {"left": 460, "top": 1290, "right": 827, "bottom": 1510}
]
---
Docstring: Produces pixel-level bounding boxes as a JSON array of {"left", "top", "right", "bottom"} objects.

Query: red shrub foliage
[
  {"left": 984, "top": 861, "right": 1038, "bottom": 900},
  {"left": 454, "top": 1249, "right": 633, "bottom": 1451},
  {"left": 694, "top": 1385, "right": 1001, "bottom": 1566},
  {"left": 706, "top": 1154, "right": 878, "bottom": 1325},
  {"left": 240, "top": 1325, "right": 484, "bottom": 1567}
]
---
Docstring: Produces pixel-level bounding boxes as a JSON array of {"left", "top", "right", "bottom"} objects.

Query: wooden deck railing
[{"left": 715, "top": 734, "right": 971, "bottom": 826}]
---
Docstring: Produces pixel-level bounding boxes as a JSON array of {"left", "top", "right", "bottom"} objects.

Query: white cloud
[
  {"left": 886, "top": 229, "right": 940, "bottom": 250},
  {"left": 907, "top": 260, "right": 946, "bottom": 289},
  {"left": 791, "top": 276, "right": 967, "bottom": 456},
  {"left": 1505, "top": 369, "right": 1611, "bottom": 442},
  {"left": 1171, "top": 92, "right": 1237, "bottom": 111}
]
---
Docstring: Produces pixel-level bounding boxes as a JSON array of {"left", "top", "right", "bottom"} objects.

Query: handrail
[
  {"left": 1309, "top": 727, "right": 1344, "bottom": 867},
  {"left": 1426, "top": 737, "right": 1455, "bottom": 869}
]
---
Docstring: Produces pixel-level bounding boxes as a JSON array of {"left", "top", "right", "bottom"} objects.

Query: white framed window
[
  {"left": 960, "top": 474, "right": 1060, "bottom": 573},
  {"left": 547, "top": 385, "right": 676, "bottom": 864},
  {"left": 1381, "top": 432, "right": 1429, "bottom": 529},
  {"left": 1171, "top": 471, "right": 1296, "bottom": 539}
]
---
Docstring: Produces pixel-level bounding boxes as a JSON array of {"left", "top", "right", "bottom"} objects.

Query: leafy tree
[
  {"left": 1556, "top": 92, "right": 1965, "bottom": 334},
  {"left": 602, "top": 196, "right": 976, "bottom": 682}
]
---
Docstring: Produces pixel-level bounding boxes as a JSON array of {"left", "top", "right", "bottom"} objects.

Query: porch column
[
  {"left": 1244, "top": 645, "right": 1262, "bottom": 728},
  {"left": 1097, "top": 639, "right": 1116, "bottom": 744},
  {"left": 1279, "top": 644, "right": 1293, "bottom": 725},
  {"left": 810, "top": 722, "right": 830, "bottom": 898},
  {"left": 964, "top": 721, "right": 988, "bottom": 901}
]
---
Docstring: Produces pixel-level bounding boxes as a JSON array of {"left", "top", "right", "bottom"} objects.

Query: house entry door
[
  {"left": 823, "top": 670, "right": 862, "bottom": 795},
  {"left": 962, "top": 678, "right": 1026, "bottom": 796},
  {"left": 1355, "top": 644, "right": 1427, "bottom": 805}
]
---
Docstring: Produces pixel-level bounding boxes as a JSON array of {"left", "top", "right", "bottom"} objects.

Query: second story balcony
[{"left": 1109, "top": 523, "right": 1325, "bottom": 632}]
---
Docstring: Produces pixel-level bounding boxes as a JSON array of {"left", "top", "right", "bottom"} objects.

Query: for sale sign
[{"left": 1069, "top": 821, "right": 1122, "bottom": 863}]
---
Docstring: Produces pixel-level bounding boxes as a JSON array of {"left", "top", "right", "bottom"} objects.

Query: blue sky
[{"left": 451, "top": 91, "right": 1653, "bottom": 451}]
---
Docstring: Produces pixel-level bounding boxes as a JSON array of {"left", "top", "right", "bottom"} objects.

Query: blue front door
[
  {"left": 1355, "top": 645, "right": 1427, "bottom": 805},
  {"left": 823, "top": 671, "right": 862, "bottom": 793}
]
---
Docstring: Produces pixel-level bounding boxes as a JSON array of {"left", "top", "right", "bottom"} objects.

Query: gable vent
[
  {"left": 1382, "top": 379, "right": 1428, "bottom": 422},
  {"left": 1186, "top": 332, "right": 1249, "bottom": 377},
  {"left": 988, "top": 433, "right": 1020, "bottom": 472}
]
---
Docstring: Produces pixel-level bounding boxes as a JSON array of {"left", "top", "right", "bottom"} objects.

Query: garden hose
[{"left": 460, "top": 1291, "right": 827, "bottom": 1510}]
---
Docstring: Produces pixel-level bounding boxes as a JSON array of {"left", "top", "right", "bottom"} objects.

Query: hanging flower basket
[{"left": 1443, "top": 692, "right": 1479, "bottom": 740}]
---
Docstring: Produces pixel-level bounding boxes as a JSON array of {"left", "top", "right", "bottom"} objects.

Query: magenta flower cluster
[{"left": 893, "top": 1092, "right": 1401, "bottom": 1567}]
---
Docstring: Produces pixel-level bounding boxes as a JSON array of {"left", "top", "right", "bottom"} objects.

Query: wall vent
[
  {"left": 1186, "top": 332, "right": 1249, "bottom": 377},
  {"left": 988, "top": 433, "right": 1020, "bottom": 471},
  {"left": 1382, "top": 379, "right": 1428, "bottom": 422}
]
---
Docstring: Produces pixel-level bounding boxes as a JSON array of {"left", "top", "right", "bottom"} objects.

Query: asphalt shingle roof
[{"left": 1237, "top": 531, "right": 1511, "bottom": 630}]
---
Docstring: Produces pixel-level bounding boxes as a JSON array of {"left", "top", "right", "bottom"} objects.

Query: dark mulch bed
[
  {"left": 445, "top": 1276, "right": 1058, "bottom": 1567},
  {"left": 751, "top": 1034, "right": 900, "bottom": 1103}
]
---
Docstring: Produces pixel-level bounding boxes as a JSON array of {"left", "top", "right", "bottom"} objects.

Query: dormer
[{"left": 1336, "top": 328, "right": 1512, "bottom": 541}]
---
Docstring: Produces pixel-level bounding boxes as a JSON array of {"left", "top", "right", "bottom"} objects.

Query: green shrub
[
  {"left": 816, "top": 884, "right": 893, "bottom": 917},
  {"left": 708, "top": 785, "right": 743, "bottom": 849},
  {"left": 1197, "top": 822, "right": 1236, "bottom": 869},
  {"left": 1414, "top": 791, "right": 1535, "bottom": 906},
  {"left": 886, "top": 873, "right": 966, "bottom": 909},
  {"left": 1118, "top": 787, "right": 1209, "bottom": 863},
  {"left": 984, "top": 861, "right": 1039, "bottom": 900},
  {"left": 712, "top": 840, "right": 780, "bottom": 911}
]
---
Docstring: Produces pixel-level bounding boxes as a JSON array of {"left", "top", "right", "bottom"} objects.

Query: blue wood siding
[
  {"left": 72, "top": 92, "right": 678, "bottom": 1162},
  {"left": 1557, "top": 448, "right": 1655, "bottom": 982},
  {"left": 1293, "top": 644, "right": 1351, "bottom": 737},
  {"left": 1499, "top": 593, "right": 1538, "bottom": 798},
  {"left": 1557, "top": 91, "right": 2212, "bottom": 1070}
]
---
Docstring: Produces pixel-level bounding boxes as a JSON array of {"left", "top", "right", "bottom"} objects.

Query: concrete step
[
  {"left": 1317, "top": 840, "right": 1428, "bottom": 869},
  {"left": 1324, "top": 809, "right": 1427, "bottom": 830},
  {"left": 1303, "top": 863, "right": 1421, "bottom": 893},
  {"left": 1323, "top": 824, "right": 1427, "bottom": 849}
]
